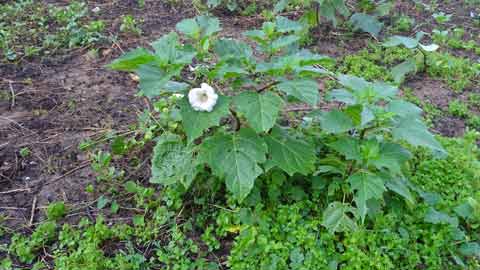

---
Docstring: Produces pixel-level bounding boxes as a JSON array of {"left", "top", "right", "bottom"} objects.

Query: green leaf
[
  {"left": 275, "top": 16, "right": 303, "bottom": 33},
  {"left": 372, "top": 142, "right": 412, "bottom": 174},
  {"left": 150, "top": 134, "right": 198, "bottom": 188},
  {"left": 419, "top": 43, "right": 439, "bottom": 52},
  {"left": 233, "top": 92, "right": 284, "bottom": 133},
  {"left": 327, "top": 89, "right": 357, "bottom": 104},
  {"left": 386, "top": 100, "right": 422, "bottom": 118},
  {"left": 271, "top": 35, "right": 300, "bottom": 50},
  {"left": 197, "top": 15, "right": 222, "bottom": 36},
  {"left": 391, "top": 58, "right": 417, "bottom": 84},
  {"left": 454, "top": 201, "right": 475, "bottom": 219},
  {"left": 97, "top": 195, "right": 110, "bottom": 209},
  {"left": 274, "top": 0, "right": 289, "bottom": 13},
  {"left": 424, "top": 208, "right": 458, "bottom": 227},
  {"left": 383, "top": 35, "right": 419, "bottom": 48},
  {"left": 337, "top": 74, "right": 370, "bottom": 91},
  {"left": 214, "top": 64, "right": 248, "bottom": 79},
  {"left": 136, "top": 64, "right": 173, "bottom": 98},
  {"left": 214, "top": 39, "right": 252, "bottom": 60},
  {"left": 264, "top": 128, "right": 316, "bottom": 176},
  {"left": 277, "top": 79, "right": 319, "bottom": 106},
  {"left": 329, "top": 137, "right": 361, "bottom": 161},
  {"left": 385, "top": 177, "right": 415, "bottom": 204},
  {"left": 349, "top": 13, "right": 383, "bottom": 38},
  {"left": 200, "top": 128, "right": 267, "bottom": 201},
  {"left": 371, "top": 81, "right": 398, "bottom": 99},
  {"left": 151, "top": 32, "right": 195, "bottom": 65},
  {"left": 348, "top": 172, "right": 385, "bottom": 222},
  {"left": 107, "top": 48, "right": 155, "bottom": 71},
  {"left": 207, "top": 0, "right": 221, "bottom": 8},
  {"left": 343, "top": 104, "right": 373, "bottom": 127},
  {"left": 392, "top": 118, "right": 446, "bottom": 156},
  {"left": 151, "top": 32, "right": 179, "bottom": 63},
  {"left": 295, "top": 66, "right": 331, "bottom": 76},
  {"left": 322, "top": 202, "right": 357, "bottom": 233},
  {"left": 317, "top": 109, "right": 355, "bottom": 134},
  {"left": 162, "top": 81, "right": 190, "bottom": 92},
  {"left": 244, "top": 30, "right": 266, "bottom": 42},
  {"left": 179, "top": 95, "right": 230, "bottom": 142},
  {"left": 176, "top": 18, "right": 200, "bottom": 39},
  {"left": 176, "top": 16, "right": 221, "bottom": 39},
  {"left": 459, "top": 243, "right": 480, "bottom": 257}
]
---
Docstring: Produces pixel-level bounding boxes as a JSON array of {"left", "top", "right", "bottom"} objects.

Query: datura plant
[{"left": 108, "top": 15, "right": 446, "bottom": 232}]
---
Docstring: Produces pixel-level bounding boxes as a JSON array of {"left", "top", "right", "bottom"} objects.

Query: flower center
[{"left": 198, "top": 92, "right": 209, "bottom": 102}]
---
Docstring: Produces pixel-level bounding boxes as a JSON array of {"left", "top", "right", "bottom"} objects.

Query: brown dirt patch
[
  {"left": 0, "top": 0, "right": 189, "bottom": 230},
  {"left": 407, "top": 77, "right": 455, "bottom": 109}
]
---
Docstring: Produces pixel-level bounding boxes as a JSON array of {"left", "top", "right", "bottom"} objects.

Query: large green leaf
[
  {"left": 265, "top": 128, "right": 316, "bottom": 176},
  {"left": 150, "top": 134, "right": 198, "bottom": 188},
  {"left": 383, "top": 35, "right": 419, "bottom": 49},
  {"left": 176, "top": 15, "right": 221, "bottom": 39},
  {"left": 391, "top": 58, "right": 417, "bottom": 84},
  {"left": 196, "top": 15, "right": 221, "bottom": 36},
  {"left": 274, "top": 0, "right": 289, "bottom": 13},
  {"left": 176, "top": 18, "right": 201, "bottom": 39},
  {"left": 392, "top": 118, "right": 446, "bottom": 156},
  {"left": 329, "top": 137, "right": 361, "bottom": 161},
  {"left": 386, "top": 100, "right": 423, "bottom": 118},
  {"left": 326, "top": 89, "right": 357, "bottom": 104},
  {"left": 343, "top": 104, "right": 374, "bottom": 127},
  {"left": 213, "top": 63, "right": 248, "bottom": 79},
  {"left": 459, "top": 242, "right": 480, "bottom": 257},
  {"left": 316, "top": 0, "right": 350, "bottom": 27},
  {"left": 271, "top": 35, "right": 300, "bottom": 51},
  {"left": 233, "top": 92, "right": 284, "bottom": 133},
  {"left": 385, "top": 177, "right": 415, "bottom": 204},
  {"left": 136, "top": 64, "right": 174, "bottom": 98},
  {"left": 322, "top": 202, "right": 357, "bottom": 233},
  {"left": 276, "top": 79, "right": 319, "bottom": 106},
  {"left": 214, "top": 39, "right": 252, "bottom": 60},
  {"left": 317, "top": 109, "right": 355, "bottom": 134},
  {"left": 424, "top": 208, "right": 458, "bottom": 227},
  {"left": 199, "top": 128, "right": 267, "bottom": 201},
  {"left": 371, "top": 81, "right": 398, "bottom": 99},
  {"left": 107, "top": 48, "right": 155, "bottom": 71},
  {"left": 151, "top": 32, "right": 195, "bottom": 65},
  {"left": 349, "top": 13, "right": 383, "bottom": 38},
  {"left": 275, "top": 16, "right": 303, "bottom": 33},
  {"left": 348, "top": 172, "right": 385, "bottom": 222},
  {"left": 179, "top": 95, "right": 231, "bottom": 142},
  {"left": 337, "top": 74, "right": 370, "bottom": 92},
  {"left": 371, "top": 142, "right": 412, "bottom": 174}
]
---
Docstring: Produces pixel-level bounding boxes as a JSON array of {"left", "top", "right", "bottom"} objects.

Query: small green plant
[
  {"left": 383, "top": 32, "right": 439, "bottom": 84},
  {"left": 468, "top": 93, "right": 480, "bottom": 107},
  {"left": 19, "top": 147, "right": 30, "bottom": 157},
  {"left": 433, "top": 12, "right": 452, "bottom": 24},
  {"left": 46, "top": 201, "right": 67, "bottom": 221},
  {"left": 468, "top": 115, "right": 480, "bottom": 130},
  {"left": 393, "top": 15, "right": 414, "bottom": 32},
  {"left": 120, "top": 15, "right": 142, "bottom": 35},
  {"left": 449, "top": 100, "right": 469, "bottom": 118},
  {"left": 91, "top": 150, "right": 122, "bottom": 181}
]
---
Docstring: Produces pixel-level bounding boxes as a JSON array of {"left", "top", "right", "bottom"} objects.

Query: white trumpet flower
[{"left": 188, "top": 83, "right": 218, "bottom": 112}]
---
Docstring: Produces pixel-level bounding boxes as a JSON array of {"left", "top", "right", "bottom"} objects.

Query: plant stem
[
  {"left": 229, "top": 109, "right": 241, "bottom": 131},
  {"left": 257, "top": 81, "right": 279, "bottom": 92}
]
